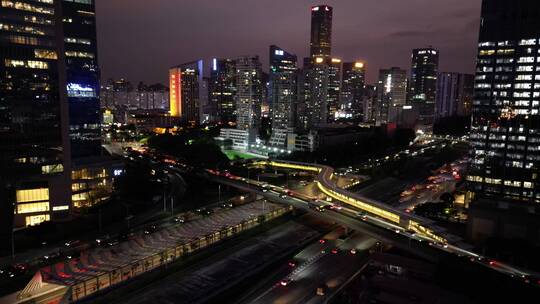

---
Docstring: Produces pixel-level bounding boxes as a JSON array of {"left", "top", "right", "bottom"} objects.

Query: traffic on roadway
[{"left": 205, "top": 160, "right": 540, "bottom": 288}]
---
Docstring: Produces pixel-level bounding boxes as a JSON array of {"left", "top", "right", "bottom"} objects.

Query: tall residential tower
[
  {"left": 341, "top": 61, "right": 366, "bottom": 120},
  {"left": 269, "top": 46, "right": 297, "bottom": 148}
]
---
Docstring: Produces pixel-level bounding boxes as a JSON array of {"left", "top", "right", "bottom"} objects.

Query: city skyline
[
  {"left": 3, "top": 1, "right": 540, "bottom": 303},
  {"left": 95, "top": 0, "right": 482, "bottom": 85}
]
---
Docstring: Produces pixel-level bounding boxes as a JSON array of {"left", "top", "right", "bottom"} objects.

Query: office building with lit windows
[
  {"left": 409, "top": 47, "right": 439, "bottom": 125},
  {"left": 0, "top": 0, "right": 118, "bottom": 241},
  {"left": 341, "top": 61, "right": 366, "bottom": 120},
  {"left": 376, "top": 67, "right": 407, "bottom": 125},
  {"left": 468, "top": 0, "right": 540, "bottom": 204},
  {"left": 0, "top": 0, "right": 74, "bottom": 237},
  {"left": 310, "top": 5, "right": 332, "bottom": 58},
  {"left": 268, "top": 45, "right": 297, "bottom": 148},
  {"left": 209, "top": 58, "right": 236, "bottom": 124},
  {"left": 169, "top": 60, "right": 203, "bottom": 125}
]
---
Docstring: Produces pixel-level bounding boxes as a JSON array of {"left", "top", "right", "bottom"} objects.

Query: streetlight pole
[
  {"left": 163, "top": 181, "right": 167, "bottom": 213},
  {"left": 170, "top": 196, "right": 174, "bottom": 216},
  {"left": 11, "top": 227, "right": 14, "bottom": 260}
]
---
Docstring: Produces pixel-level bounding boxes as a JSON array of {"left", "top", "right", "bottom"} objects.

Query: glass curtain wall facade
[{"left": 469, "top": 0, "right": 540, "bottom": 203}]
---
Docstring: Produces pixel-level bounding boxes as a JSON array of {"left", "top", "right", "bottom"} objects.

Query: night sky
[{"left": 95, "top": 0, "right": 482, "bottom": 85}]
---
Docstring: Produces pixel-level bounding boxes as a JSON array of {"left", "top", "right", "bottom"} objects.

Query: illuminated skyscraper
[
  {"left": 305, "top": 57, "right": 328, "bottom": 128},
  {"left": 409, "top": 47, "right": 439, "bottom": 124},
  {"left": 310, "top": 5, "right": 332, "bottom": 58},
  {"left": 327, "top": 58, "right": 341, "bottom": 121},
  {"left": 0, "top": 0, "right": 102, "bottom": 238},
  {"left": 468, "top": 0, "right": 540, "bottom": 203},
  {"left": 209, "top": 58, "right": 236, "bottom": 123},
  {"left": 235, "top": 55, "right": 262, "bottom": 134},
  {"left": 302, "top": 56, "right": 342, "bottom": 128},
  {"left": 169, "top": 60, "right": 203, "bottom": 125},
  {"left": 376, "top": 67, "right": 407, "bottom": 125},
  {"left": 269, "top": 46, "right": 297, "bottom": 147},
  {"left": 341, "top": 61, "right": 366, "bottom": 120}
]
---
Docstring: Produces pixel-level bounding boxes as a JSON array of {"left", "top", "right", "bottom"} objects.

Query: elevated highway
[{"left": 207, "top": 160, "right": 539, "bottom": 284}]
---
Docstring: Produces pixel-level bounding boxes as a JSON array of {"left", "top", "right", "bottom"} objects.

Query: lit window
[
  {"left": 5, "top": 59, "right": 48, "bottom": 69},
  {"left": 519, "top": 39, "right": 537, "bottom": 46},
  {"left": 34, "top": 49, "right": 57, "bottom": 59},
  {"left": 497, "top": 49, "right": 514, "bottom": 55},
  {"left": 52, "top": 205, "right": 69, "bottom": 211},
  {"left": 479, "top": 50, "right": 495, "bottom": 56},
  {"left": 516, "top": 75, "right": 532, "bottom": 81},
  {"left": 25, "top": 214, "right": 50, "bottom": 226},
  {"left": 65, "top": 51, "right": 94, "bottom": 58},
  {"left": 41, "top": 164, "right": 63, "bottom": 174},
  {"left": 17, "top": 202, "right": 50, "bottom": 214},
  {"left": 64, "top": 37, "right": 91, "bottom": 45},
  {"left": 1, "top": 1, "right": 54, "bottom": 14},
  {"left": 517, "top": 66, "right": 533, "bottom": 72},
  {"left": 16, "top": 188, "right": 49, "bottom": 203},
  {"left": 518, "top": 57, "right": 535, "bottom": 63}
]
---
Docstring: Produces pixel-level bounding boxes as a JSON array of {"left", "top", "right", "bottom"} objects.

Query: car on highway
[
  {"left": 288, "top": 261, "right": 297, "bottom": 268},
  {"left": 331, "top": 248, "right": 340, "bottom": 254},
  {"left": 64, "top": 240, "right": 81, "bottom": 247},
  {"left": 95, "top": 234, "right": 111, "bottom": 246},
  {"left": 330, "top": 203, "right": 342, "bottom": 210},
  {"left": 144, "top": 225, "right": 157, "bottom": 234},
  {"left": 357, "top": 212, "right": 368, "bottom": 221},
  {"left": 220, "top": 202, "right": 233, "bottom": 208},
  {"left": 173, "top": 217, "right": 185, "bottom": 223},
  {"left": 107, "top": 239, "right": 119, "bottom": 247},
  {"left": 280, "top": 194, "right": 287, "bottom": 199},
  {"left": 316, "top": 285, "right": 327, "bottom": 296},
  {"left": 42, "top": 251, "right": 61, "bottom": 262},
  {"left": 280, "top": 278, "right": 292, "bottom": 286},
  {"left": 350, "top": 248, "right": 357, "bottom": 255}
]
